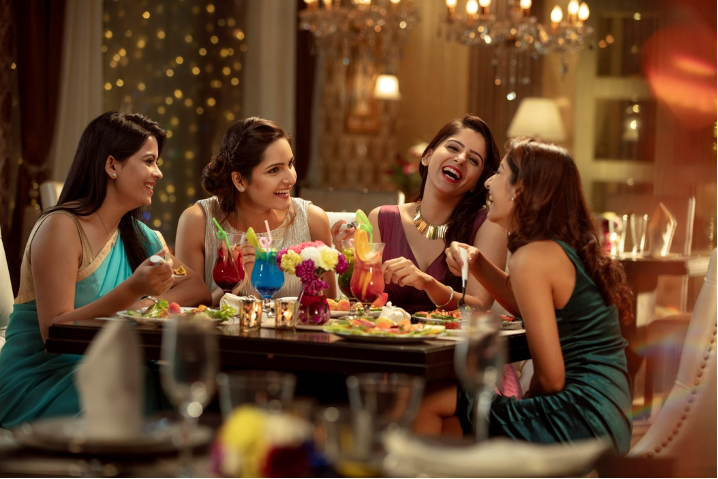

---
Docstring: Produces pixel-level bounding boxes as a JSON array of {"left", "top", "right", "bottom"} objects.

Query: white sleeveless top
[{"left": 196, "top": 196, "right": 312, "bottom": 298}]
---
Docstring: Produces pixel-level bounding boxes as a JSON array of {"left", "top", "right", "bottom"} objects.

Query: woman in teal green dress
[
  {"left": 0, "top": 111, "right": 212, "bottom": 429},
  {"left": 418, "top": 138, "right": 633, "bottom": 454}
]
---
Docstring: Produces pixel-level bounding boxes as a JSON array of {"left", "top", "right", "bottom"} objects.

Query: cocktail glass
[
  {"left": 251, "top": 240, "right": 285, "bottom": 318},
  {"left": 350, "top": 242, "right": 385, "bottom": 310},
  {"left": 338, "top": 239, "right": 355, "bottom": 299},
  {"left": 213, "top": 232, "right": 244, "bottom": 293}
]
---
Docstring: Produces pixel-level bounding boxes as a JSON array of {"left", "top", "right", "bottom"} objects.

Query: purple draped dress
[{"left": 377, "top": 205, "right": 522, "bottom": 401}]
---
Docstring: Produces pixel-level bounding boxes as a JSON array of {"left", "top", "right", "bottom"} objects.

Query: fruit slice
[
  {"left": 354, "top": 228, "right": 370, "bottom": 262},
  {"left": 246, "top": 227, "right": 260, "bottom": 249},
  {"left": 371, "top": 292, "right": 389, "bottom": 308}
]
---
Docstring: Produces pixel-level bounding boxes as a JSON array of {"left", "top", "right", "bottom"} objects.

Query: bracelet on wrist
[
  {"left": 433, "top": 286, "right": 454, "bottom": 309},
  {"left": 140, "top": 295, "right": 159, "bottom": 304}
]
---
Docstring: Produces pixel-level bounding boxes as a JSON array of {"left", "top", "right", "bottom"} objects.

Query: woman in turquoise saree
[{"left": 0, "top": 111, "right": 212, "bottom": 429}]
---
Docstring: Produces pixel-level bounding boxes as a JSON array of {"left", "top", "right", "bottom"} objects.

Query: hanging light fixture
[
  {"left": 298, "top": 0, "right": 420, "bottom": 66},
  {"left": 440, "top": 0, "right": 592, "bottom": 92}
]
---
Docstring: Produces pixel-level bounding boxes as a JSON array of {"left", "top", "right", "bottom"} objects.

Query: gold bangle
[{"left": 433, "top": 286, "right": 454, "bottom": 309}]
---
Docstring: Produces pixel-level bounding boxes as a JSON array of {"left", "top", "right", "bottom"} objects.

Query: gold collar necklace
[{"left": 413, "top": 203, "right": 448, "bottom": 240}]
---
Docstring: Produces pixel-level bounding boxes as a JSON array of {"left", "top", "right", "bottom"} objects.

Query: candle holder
[
  {"left": 237, "top": 297, "right": 262, "bottom": 332},
  {"left": 274, "top": 298, "right": 298, "bottom": 330}
]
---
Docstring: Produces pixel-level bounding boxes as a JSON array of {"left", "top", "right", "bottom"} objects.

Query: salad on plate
[{"left": 118, "top": 300, "right": 236, "bottom": 323}]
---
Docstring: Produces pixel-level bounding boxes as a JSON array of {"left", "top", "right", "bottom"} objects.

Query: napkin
[
  {"left": 647, "top": 202, "right": 677, "bottom": 257},
  {"left": 76, "top": 320, "right": 143, "bottom": 440},
  {"left": 382, "top": 430, "right": 610, "bottom": 477},
  {"left": 378, "top": 303, "right": 410, "bottom": 322},
  {"left": 220, "top": 293, "right": 256, "bottom": 311}
]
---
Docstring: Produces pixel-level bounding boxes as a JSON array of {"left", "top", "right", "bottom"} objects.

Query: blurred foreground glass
[
  {"left": 313, "top": 405, "right": 374, "bottom": 474},
  {"left": 454, "top": 311, "right": 506, "bottom": 443},
  {"left": 216, "top": 370, "right": 296, "bottom": 419},
  {"left": 346, "top": 373, "right": 424, "bottom": 454},
  {"left": 161, "top": 317, "right": 219, "bottom": 477}
]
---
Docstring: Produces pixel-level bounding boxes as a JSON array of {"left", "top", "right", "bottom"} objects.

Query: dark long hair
[
  {"left": 415, "top": 114, "right": 501, "bottom": 289},
  {"left": 46, "top": 111, "right": 166, "bottom": 271},
  {"left": 416, "top": 114, "right": 500, "bottom": 248},
  {"left": 504, "top": 137, "right": 634, "bottom": 324},
  {"left": 201, "top": 117, "right": 291, "bottom": 221}
]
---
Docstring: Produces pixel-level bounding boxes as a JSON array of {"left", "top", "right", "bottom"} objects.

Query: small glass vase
[{"left": 296, "top": 284, "right": 330, "bottom": 326}]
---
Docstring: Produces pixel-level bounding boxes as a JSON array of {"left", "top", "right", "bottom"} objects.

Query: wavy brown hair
[
  {"left": 201, "top": 117, "right": 291, "bottom": 222},
  {"left": 504, "top": 137, "right": 634, "bottom": 324}
]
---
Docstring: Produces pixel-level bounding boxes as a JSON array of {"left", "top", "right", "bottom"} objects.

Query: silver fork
[{"left": 457, "top": 249, "right": 471, "bottom": 319}]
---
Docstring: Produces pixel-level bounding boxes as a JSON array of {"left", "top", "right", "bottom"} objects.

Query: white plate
[
  {"left": 330, "top": 310, "right": 381, "bottom": 318},
  {"left": 13, "top": 417, "right": 213, "bottom": 456},
  {"left": 328, "top": 330, "right": 443, "bottom": 343},
  {"left": 115, "top": 307, "right": 223, "bottom": 326}
]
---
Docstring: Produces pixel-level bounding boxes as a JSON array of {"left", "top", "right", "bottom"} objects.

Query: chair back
[
  {"left": 628, "top": 249, "right": 717, "bottom": 476},
  {"left": 39, "top": 180, "right": 64, "bottom": 210},
  {"left": 0, "top": 226, "right": 13, "bottom": 350},
  {"left": 301, "top": 187, "right": 405, "bottom": 214}
]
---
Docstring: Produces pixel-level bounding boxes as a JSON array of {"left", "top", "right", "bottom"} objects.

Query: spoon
[{"left": 458, "top": 248, "right": 470, "bottom": 318}]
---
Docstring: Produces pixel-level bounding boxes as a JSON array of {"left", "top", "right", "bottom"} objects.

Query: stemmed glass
[
  {"left": 161, "top": 317, "right": 220, "bottom": 477},
  {"left": 454, "top": 311, "right": 506, "bottom": 443},
  {"left": 213, "top": 232, "right": 244, "bottom": 293},
  {"left": 251, "top": 239, "right": 285, "bottom": 318},
  {"left": 350, "top": 242, "right": 385, "bottom": 310}
]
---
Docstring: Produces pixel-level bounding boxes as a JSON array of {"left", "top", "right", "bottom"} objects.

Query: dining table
[{"left": 45, "top": 319, "right": 530, "bottom": 403}]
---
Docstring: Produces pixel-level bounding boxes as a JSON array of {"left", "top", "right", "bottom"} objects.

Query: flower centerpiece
[
  {"left": 387, "top": 141, "right": 427, "bottom": 201},
  {"left": 276, "top": 241, "right": 348, "bottom": 325}
]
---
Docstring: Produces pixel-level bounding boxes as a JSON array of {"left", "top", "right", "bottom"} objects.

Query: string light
[{"left": 103, "top": 0, "right": 246, "bottom": 239}]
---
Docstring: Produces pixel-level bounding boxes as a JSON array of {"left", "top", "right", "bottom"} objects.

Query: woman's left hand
[{"left": 382, "top": 257, "right": 431, "bottom": 290}]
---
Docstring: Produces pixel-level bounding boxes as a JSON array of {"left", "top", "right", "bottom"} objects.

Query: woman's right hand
[
  {"left": 330, "top": 219, "right": 355, "bottom": 251},
  {"left": 445, "top": 241, "right": 479, "bottom": 277},
  {"left": 130, "top": 251, "right": 174, "bottom": 297}
]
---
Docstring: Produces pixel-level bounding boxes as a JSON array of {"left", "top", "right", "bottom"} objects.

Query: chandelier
[
  {"left": 298, "top": 0, "right": 420, "bottom": 65},
  {"left": 440, "top": 0, "right": 592, "bottom": 88}
]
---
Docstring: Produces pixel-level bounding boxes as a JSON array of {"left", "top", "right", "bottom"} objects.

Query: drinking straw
[
  {"left": 212, "top": 217, "right": 241, "bottom": 277},
  {"left": 258, "top": 219, "right": 272, "bottom": 251},
  {"left": 355, "top": 209, "right": 373, "bottom": 242}
]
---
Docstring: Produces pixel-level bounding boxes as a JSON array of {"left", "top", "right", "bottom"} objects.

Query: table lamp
[{"left": 507, "top": 97, "right": 567, "bottom": 142}]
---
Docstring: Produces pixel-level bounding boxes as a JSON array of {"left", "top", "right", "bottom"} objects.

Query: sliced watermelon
[
  {"left": 168, "top": 302, "right": 182, "bottom": 315},
  {"left": 371, "top": 292, "right": 389, "bottom": 308}
]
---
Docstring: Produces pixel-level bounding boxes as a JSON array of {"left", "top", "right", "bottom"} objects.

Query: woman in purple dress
[
  {"left": 332, "top": 114, "right": 507, "bottom": 315},
  {"left": 333, "top": 116, "right": 521, "bottom": 431}
]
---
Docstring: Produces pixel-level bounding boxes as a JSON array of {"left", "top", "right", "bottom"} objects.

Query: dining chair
[
  {"left": 38, "top": 180, "right": 64, "bottom": 211},
  {"left": 0, "top": 226, "right": 13, "bottom": 352},
  {"left": 628, "top": 249, "right": 716, "bottom": 477}
]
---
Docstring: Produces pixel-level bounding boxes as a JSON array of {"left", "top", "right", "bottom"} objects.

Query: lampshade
[
  {"left": 506, "top": 97, "right": 567, "bottom": 142},
  {"left": 373, "top": 74, "right": 401, "bottom": 100}
]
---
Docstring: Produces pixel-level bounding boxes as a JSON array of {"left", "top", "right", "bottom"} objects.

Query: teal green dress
[
  {"left": 462, "top": 240, "right": 633, "bottom": 453},
  {"left": 0, "top": 213, "right": 169, "bottom": 429}
]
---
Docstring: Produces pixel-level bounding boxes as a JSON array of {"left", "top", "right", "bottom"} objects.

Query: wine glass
[
  {"left": 161, "top": 317, "right": 220, "bottom": 477},
  {"left": 251, "top": 239, "right": 284, "bottom": 318},
  {"left": 350, "top": 242, "right": 385, "bottom": 310},
  {"left": 213, "top": 232, "right": 244, "bottom": 293},
  {"left": 454, "top": 311, "right": 506, "bottom": 443}
]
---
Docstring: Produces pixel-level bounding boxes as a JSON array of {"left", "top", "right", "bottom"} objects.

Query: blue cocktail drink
[{"left": 251, "top": 248, "right": 284, "bottom": 317}]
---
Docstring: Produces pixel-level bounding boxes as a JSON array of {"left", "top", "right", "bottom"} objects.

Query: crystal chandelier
[
  {"left": 440, "top": 0, "right": 592, "bottom": 87},
  {"left": 298, "top": 0, "right": 420, "bottom": 65}
]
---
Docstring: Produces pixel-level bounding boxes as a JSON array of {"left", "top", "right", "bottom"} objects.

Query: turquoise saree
[{"left": 0, "top": 214, "right": 169, "bottom": 429}]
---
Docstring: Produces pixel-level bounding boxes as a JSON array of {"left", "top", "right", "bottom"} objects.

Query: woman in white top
[{"left": 175, "top": 117, "right": 335, "bottom": 306}]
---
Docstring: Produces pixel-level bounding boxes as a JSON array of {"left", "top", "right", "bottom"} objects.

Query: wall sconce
[{"left": 507, "top": 97, "right": 567, "bottom": 142}]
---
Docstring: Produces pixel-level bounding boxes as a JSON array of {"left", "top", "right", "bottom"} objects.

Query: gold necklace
[
  {"left": 413, "top": 203, "right": 448, "bottom": 240},
  {"left": 96, "top": 211, "right": 109, "bottom": 235}
]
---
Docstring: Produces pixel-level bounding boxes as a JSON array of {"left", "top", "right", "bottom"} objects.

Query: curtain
[
  {"left": 47, "top": 0, "right": 102, "bottom": 183},
  {"left": 7, "top": 0, "right": 65, "bottom": 293},
  {"left": 0, "top": 0, "right": 12, "bottom": 234}
]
